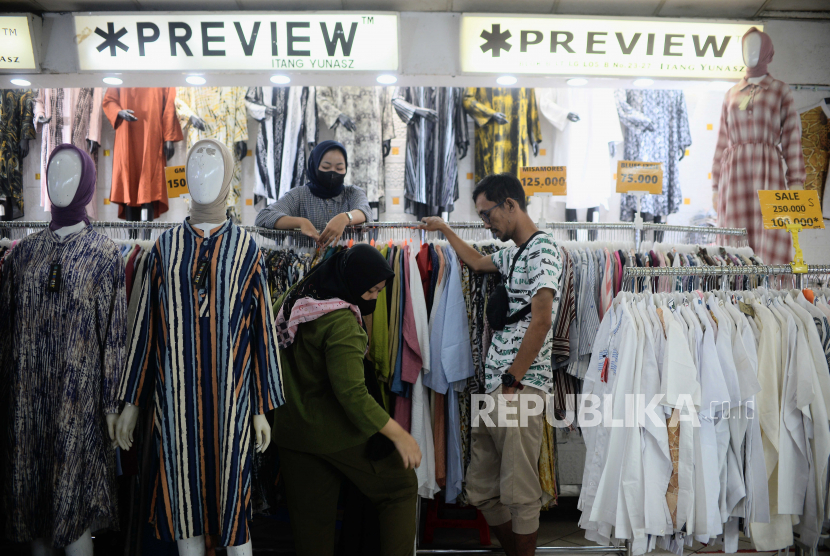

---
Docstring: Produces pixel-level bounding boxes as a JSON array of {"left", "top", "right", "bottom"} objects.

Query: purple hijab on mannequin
[{"left": 46, "top": 143, "right": 96, "bottom": 231}]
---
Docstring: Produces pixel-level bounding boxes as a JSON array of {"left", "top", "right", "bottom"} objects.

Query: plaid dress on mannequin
[{"left": 712, "top": 75, "right": 805, "bottom": 265}]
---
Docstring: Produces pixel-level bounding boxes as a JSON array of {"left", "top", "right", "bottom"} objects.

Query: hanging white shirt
[{"left": 536, "top": 88, "right": 623, "bottom": 210}]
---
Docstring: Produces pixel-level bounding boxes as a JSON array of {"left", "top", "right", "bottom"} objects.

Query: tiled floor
[{"left": 419, "top": 497, "right": 830, "bottom": 556}]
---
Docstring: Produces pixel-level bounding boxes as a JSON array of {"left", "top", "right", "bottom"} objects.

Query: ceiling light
[
  {"left": 376, "top": 74, "right": 397, "bottom": 85},
  {"left": 10, "top": 78, "right": 31, "bottom": 87},
  {"left": 633, "top": 78, "right": 654, "bottom": 87},
  {"left": 186, "top": 75, "right": 206, "bottom": 85},
  {"left": 103, "top": 77, "right": 123, "bottom": 85},
  {"left": 270, "top": 74, "right": 291, "bottom": 84},
  {"left": 567, "top": 78, "right": 588, "bottom": 86},
  {"left": 497, "top": 75, "right": 517, "bottom": 86}
]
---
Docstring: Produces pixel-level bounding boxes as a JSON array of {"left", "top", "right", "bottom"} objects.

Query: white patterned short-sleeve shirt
[{"left": 485, "top": 233, "right": 563, "bottom": 394}]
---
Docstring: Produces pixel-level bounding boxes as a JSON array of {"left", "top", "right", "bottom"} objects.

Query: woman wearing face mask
[
  {"left": 272, "top": 244, "right": 420, "bottom": 556},
  {"left": 255, "top": 140, "right": 372, "bottom": 247}
]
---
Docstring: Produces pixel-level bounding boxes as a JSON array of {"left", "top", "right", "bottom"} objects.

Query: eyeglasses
[{"left": 478, "top": 200, "right": 507, "bottom": 225}]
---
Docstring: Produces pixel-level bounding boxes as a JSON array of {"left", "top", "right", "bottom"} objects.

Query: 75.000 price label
[
  {"left": 616, "top": 161, "right": 663, "bottom": 195},
  {"left": 758, "top": 190, "right": 824, "bottom": 230}
]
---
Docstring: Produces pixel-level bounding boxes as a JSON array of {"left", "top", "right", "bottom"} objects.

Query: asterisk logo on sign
[
  {"left": 95, "top": 22, "right": 129, "bottom": 56},
  {"left": 480, "top": 24, "right": 512, "bottom": 57}
]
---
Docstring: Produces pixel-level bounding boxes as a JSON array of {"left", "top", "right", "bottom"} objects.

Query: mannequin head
[
  {"left": 743, "top": 32, "right": 762, "bottom": 68},
  {"left": 186, "top": 139, "right": 233, "bottom": 225},
  {"left": 46, "top": 144, "right": 96, "bottom": 231},
  {"left": 47, "top": 148, "right": 82, "bottom": 208},
  {"left": 742, "top": 27, "right": 774, "bottom": 78}
]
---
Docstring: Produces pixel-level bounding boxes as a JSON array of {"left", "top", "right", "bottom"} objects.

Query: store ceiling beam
[{"left": 2, "top": 0, "right": 828, "bottom": 18}]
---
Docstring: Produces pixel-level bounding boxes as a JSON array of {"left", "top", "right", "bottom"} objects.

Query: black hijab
[
  {"left": 283, "top": 244, "right": 394, "bottom": 318},
  {"left": 306, "top": 140, "right": 348, "bottom": 199}
]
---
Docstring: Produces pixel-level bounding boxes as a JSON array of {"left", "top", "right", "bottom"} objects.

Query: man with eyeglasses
[{"left": 419, "top": 173, "right": 563, "bottom": 556}]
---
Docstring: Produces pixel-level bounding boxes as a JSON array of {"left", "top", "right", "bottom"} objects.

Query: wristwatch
[
  {"left": 501, "top": 372, "right": 524, "bottom": 390},
  {"left": 345, "top": 211, "right": 353, "bottom": 224}
]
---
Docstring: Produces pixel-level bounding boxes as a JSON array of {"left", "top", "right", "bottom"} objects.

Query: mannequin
[
  {"left": 116, "top": 139, "right": 276, "bottom": 556},
  {"left": 27, "top": 147, "right": 118, "bottom": 556},
  {"left": 1, "top": 144, "right": 125, "bottom": 556},
  {"left": 102, "top": 88, "right": 183, "bottom": 220},
  {"left": 711, "top": 26, "right": 805, "bottom": 265},
  {"left": 175, "top": 87, "right": 249, "bottom": 221}
]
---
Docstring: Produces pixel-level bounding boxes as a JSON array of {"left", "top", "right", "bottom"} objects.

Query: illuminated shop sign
[
  {"left": 0, "top": 16, "right": 38, "bottom": 71},
  {"left": 461, "top": 15, "right": 759, "bottom": 79},
  {"left": 73, "top": 13, "right": 398, "bottom": 71}
]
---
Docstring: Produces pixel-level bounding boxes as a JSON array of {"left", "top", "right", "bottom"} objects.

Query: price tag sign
[
  {"left": 519, "top": 166, "right": 567, "bottom": 196},
  {"left": 165, "top": 165, "right": 189, "bottom": 199},
  {"left": 758, "top": 190, "right": 824, "bottom": 230},
  {"left": 616, "top": 161, "right": 663, "bottom": 195}
]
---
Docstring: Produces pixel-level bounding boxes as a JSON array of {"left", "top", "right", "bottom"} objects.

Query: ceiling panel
[
  {"left": 1, "top": 1, "right": 45, "bottom": 10},
  {"left": 555, "top": 0, "right": 661, "bottom": 17},
  {"left": 451, "top": 0, "right": 556, "bottom": 13},
  {"left": 764, "top": 0, "right": 830, "bottom": 10},
  {"left": 658, "top": 0, "right": 766, "bottom": 18},
  {"left": 28, "top": 0, "right": 139, "bottom": 10},
  {"left": 237, "top": 0, "right": 343, "bottom": 8},
  {"left": 136, "top": 0, "right": 241, "bottom": 9},
  {"left": 344, "top": 0, "right": 450, "bottom": 10}
]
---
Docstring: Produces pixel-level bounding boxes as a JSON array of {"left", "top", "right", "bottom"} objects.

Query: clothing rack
[
  {"left": 623, "top": 264, "right": 830, "bottom": 290},
  {"left": 0, "top": 220, "right": 748, "bottom": 251}
]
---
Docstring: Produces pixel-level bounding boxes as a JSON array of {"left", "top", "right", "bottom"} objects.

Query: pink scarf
[
  {"left": 743, "top": 27, "right": 774, "bottom": 78},
  {"left": 275, "top": 297, "right": 362, "bottom": 349}
]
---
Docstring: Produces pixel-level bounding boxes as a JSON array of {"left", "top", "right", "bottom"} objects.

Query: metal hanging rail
[{"left": 623, "top": 263, "right": 830, "bottom": 290}]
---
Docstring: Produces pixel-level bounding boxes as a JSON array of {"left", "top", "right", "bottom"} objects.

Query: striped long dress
[
  {"left": 0, "top": 226, "right": 125, "bottom": 548},
  {"left": 119, "top": 219, "right": 284, "bottom": 547}
]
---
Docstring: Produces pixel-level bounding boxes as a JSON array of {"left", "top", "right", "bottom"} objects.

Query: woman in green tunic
[{"left": 273, "top": 244, "right": 421, "bottom": 556}]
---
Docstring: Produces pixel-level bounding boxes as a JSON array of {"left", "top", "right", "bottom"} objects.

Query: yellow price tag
[
  {"left": 519, "top": 166, "right": 567, "bottom": 196},
  {"left": 616, "top": 161, "right": 663, "bottom": 194},
  {"left": 758, "top": 190, "right": 824, "bottom": 230},
  {"left": 165, "top": 165, "right": 189, "bottom": 198}
]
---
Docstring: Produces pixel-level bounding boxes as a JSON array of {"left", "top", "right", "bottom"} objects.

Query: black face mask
[
  {"left": 317, "top": 170, "right": 345, "bottom": 190},
  {"left": 356, "top": 297, "right": 377, "bottom": 316}
]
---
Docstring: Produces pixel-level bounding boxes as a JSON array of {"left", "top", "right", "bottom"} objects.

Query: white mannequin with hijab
[
  {"left": 743, "top": 31, "right": 765, "bottom": 85},
  {"left": 31, "top": 148, "right": 109, "bottom": 556},
  {"left": 114, "top": 140, "right": 266, "bottom": 556}
]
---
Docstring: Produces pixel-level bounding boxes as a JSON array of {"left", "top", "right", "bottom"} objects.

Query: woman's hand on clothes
[
  {"left": 298, "top": 218, "right": 321, "bottom": 243},
  {"left": 318, "top": 213, "right": 349, "bottom": 248},
  {"left": 380, "top": 417, "right": 422, "bottom": 469},
  {"left": 393, "top": 433, "right": 423, "bottom": 470}
]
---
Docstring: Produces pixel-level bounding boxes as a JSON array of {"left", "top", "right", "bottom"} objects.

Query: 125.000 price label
[
  {"left": 519, "top": 166, "right": 567, "bottom": 196},
  {"left": 758, "top": 190, "right": 824, "bottom": 230}
]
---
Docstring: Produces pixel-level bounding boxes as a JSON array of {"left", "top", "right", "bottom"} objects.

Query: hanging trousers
[{"left": 278, "top": 442, "right": 418, "bottom": 556}]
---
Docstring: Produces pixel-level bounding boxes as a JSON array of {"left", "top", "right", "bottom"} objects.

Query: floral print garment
[
  {"left": 315, "top": 87, "right": 395, "bottom": 204},
  {"left": 616, "top": 90, "right": 692, "bottom": 220}
]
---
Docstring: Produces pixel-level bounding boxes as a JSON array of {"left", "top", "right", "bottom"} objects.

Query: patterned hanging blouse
[
  {"left": 0, "top": 226, "right": 125, "bottom": 548},
  {"left": 118, "top": 219, "right": 284, "bottom": 547}
]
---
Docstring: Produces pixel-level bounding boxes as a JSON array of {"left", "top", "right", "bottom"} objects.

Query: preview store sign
[
  {"left": 460, "top": 15, "right": 758, "bottom": 79},
  {"left": 0, "top": 16, "right": 38, "bottom": 71},
  {"left": 73, "top": 13, "right": 398, "bottom": 71}
]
